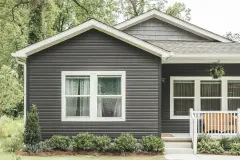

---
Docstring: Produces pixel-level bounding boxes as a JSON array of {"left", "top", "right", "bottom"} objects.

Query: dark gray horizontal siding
[
  {"left": 27, "top": 29, "right": 161, "bottom": 139},
  {"left": 123, "top": 18, "right": 212, "bottom": 42},
  {"left": 162, "top": 64, "right": 240, "bottom": 133}
]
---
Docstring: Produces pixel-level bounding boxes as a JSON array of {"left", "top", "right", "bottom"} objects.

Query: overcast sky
[{"left": 167, "top": 0, "right": 240, "bottom": 36}]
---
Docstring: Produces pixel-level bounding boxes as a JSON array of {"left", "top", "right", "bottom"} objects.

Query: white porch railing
[{"left": 189, "top": 108, "right": 240, "bottom": 154}]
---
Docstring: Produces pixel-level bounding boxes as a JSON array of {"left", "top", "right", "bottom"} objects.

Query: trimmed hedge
[
  {"left": 48, "top": 135, "right": 71, "bottom": 150},
  {"left": 72, "top": 133, "right": 96, "bottom": 150},
  {"left": 141, "top": 135, "right": 165, "bottom": 153},
  {"left": 114, "top": 133, "right": 137, "bottom": 152},
  {"left": 24, "top": 133, "right": 165, "bottom": 154}
]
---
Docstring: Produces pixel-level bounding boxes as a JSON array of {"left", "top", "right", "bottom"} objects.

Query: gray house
[{"left": 12, "top": 10, "right": 240, "bottom": 149}]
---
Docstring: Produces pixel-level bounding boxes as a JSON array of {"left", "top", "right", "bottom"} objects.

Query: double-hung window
[
  {"left": 171, "top": 77, "right": 240, "bottom": 119},
  {"left": 62, "top": 71, "right": 126, "bottom": 121}
]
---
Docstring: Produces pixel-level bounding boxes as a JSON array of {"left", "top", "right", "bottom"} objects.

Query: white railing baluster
[{"left": 237, "top": 109, "right": 240, "bottom": 133}]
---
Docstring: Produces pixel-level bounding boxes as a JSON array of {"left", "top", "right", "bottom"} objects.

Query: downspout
[{"left": 16, "top": 58, "right": 27, "bottom": 126}]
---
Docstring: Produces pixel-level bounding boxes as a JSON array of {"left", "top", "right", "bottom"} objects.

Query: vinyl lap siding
[
  {"left": 162, "top": 64, "right": 240, "bottom": 133},
  {"left": 123, "top": 18, "right": 211, "bottom": 41},
  {"left": 27, "top": 29, "right": 161, "bottom": 139}
]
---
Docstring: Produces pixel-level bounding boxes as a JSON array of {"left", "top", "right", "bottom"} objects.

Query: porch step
[
  {"left": 165, "top": 142, "right": 192, "bottom": 148},
  {"left": 164, "top": 142, "right": 193, "bottom": 154},
  {"left": 162, "top": 137, "right": 192, "bottom": 142},
  {"left": 165, "top": 148, "right": 194, "bottom": 154}
]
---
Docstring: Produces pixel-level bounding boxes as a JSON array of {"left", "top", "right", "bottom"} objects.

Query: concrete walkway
[{"left": 165, "top": 154, "right": 240, "bottom": 160}]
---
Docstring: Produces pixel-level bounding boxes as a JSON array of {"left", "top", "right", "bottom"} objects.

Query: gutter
[{"left": 15, "top": 57, "right": 27, "bottom": 126}]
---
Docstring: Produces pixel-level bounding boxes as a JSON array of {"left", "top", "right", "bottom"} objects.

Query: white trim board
[
  {"left": 11, "top": 19, "right": 171, "bottom": 58},
  {"left": 61, "top": 71, "right": 126, "bottom": 122},
  {"left": 115, "top": 10, "right": 231, "bottom": 43},
  {"left": 170, "top": 76, "right": 240, "bottom": 119}
]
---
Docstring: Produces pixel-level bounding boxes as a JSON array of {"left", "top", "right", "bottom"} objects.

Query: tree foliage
[
  {"left": 0, "top": 65, "right": 23, "bottom": 115},
  {"left": 119, "top": 0, "right": 191, "bottom": 21},
  {"left": 225, "top": 32, "right": 240, "bottom": 42},
  {"left": 28, "top": 0, "right": 45, "bottom": 44}
]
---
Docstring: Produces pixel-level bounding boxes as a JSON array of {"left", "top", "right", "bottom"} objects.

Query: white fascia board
[
  {"left": 115, "top": 10, "right": 231, "bottom": 43},
  {"left": 163, "top": 55, "right": 240, "bottom": 64},
  {"left": 11, "top": 19, "right": 171, "bottom": 58}
]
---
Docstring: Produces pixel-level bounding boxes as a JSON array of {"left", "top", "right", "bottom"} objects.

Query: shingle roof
[{"left": 148, "top": 41, "right": 240, "bottom": 55}]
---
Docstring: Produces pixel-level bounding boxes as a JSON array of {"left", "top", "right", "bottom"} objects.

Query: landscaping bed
[
  {"left": 197, "top": 134, "right": 240, "bottom": 155},
  {"left": 16, "top": 150, "right": 163, "bottom": 157}
]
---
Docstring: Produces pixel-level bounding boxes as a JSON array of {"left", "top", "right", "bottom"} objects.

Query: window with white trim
[
  {"left": 61, "top": 71, "right": 126, "bottom": 121},
  {"left": 228, "top": 80, "right": 240, "bottom": 110},
  {"left": 170, "top": 77, "right": 240, "bottom": 119}
]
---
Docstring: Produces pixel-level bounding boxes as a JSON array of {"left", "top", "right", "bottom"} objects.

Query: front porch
[{"left": 161, "top": 108, "right": 240, "bottom": 154}]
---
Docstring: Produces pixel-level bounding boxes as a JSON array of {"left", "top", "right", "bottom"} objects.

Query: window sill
[
  {"left": 170, "top": 115, "right": 190, "bottom": 119},
  {"left": 61, "top": 117, "right": 126, "bottom": 122}
]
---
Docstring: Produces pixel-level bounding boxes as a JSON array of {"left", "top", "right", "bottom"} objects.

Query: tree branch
[
  {"left": 71, "top": 0, "right": 89, "bottom": 14},
  {"left": 129, "top": 0, "right": 139, "bottom": 16},
  {"left": 12, "top": 0, "right": 30, "bottom": 21}
]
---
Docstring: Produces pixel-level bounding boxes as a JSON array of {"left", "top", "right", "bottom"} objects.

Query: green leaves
[
  {"left": 0, "top": 65, "right": 23, "bottom": 116},
  {"left": 72, "top": 133, "right": 96, "bottom": 150},
  {"left": 24, "top": 104, "right": 42, "bottom": 145},
  {"left": 114, "top": 133, "right": 137, "bottom": 152},
  {"left": 48, "top": 135, "right": 71, "bottom": 150},
  {"left": 141, "top": 135, "right": 164, "bottom": 153}
]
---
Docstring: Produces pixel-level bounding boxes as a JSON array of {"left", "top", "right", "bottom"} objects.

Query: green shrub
[
  {"left": 219, "top": 136, "right": 232, "bottom": 151},
  {"left": 0, "top": 116, "right": 23, "bottom": 138},
  {"left": 48, "top": 135, "right": 71, "bottom": 150},
  {"left": 1, "top": 131, "right": 24, "bottom": 152},
  {"left": 198, "top": 133, "right": 212, "bottom": 142},
  {"left": 141, "top": 135, "right": 164, "bottom": 153},
  {"left": 114, "top": 133, "right": 137, "bottom": 152},
  {"left": 197, "top": 140, "right": 224, "bottom": 154},
  {"left": 72, "top": 133, "right": 96, "bottom": 150},
  {"left": 2, "top": 102, "right": 24, "bottom": 118},
  {"left": 93, "top": 135, "right": 111, "bottom": 152},
  {"left": 24, "top": 144, "right": 43, "bottom": 153},
  {"left": 231, "top": 134, "right": 240, "bottom": 143},
  {"left": 24, "top": 104, "right": 41, "bottom": 145},
  {"left": 229, "top": 143, "right": 240, "bottom": 155}
]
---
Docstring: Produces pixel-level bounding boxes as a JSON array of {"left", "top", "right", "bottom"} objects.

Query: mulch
[{"left": 16, "top": 150, "right": 163, "bottom": 157}]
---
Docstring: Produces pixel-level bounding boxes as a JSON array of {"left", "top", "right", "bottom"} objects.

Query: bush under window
[
  {"left": 48, "top": 135, "right": 71, "bottom": 151},
  {"left": 141, "top": 135, "right": 164, "bottom": 153},
  {"left": 114, "top": 133, "right": 137, "bottom": 152},
  {"left": 72, "top": 133, "right": 96, "bottom": 150}
]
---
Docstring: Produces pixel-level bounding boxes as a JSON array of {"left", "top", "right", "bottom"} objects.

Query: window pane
[
  {"left": 174, "top": 80, "right": 194, "bottom": 97},
  {"left": 201, "top": 99, "right": 221, "bottom": 111},
  {"left": 98, "top": 77, "right": 121, "bottom": 95},
  {"left": 228, "top": 80, "right": 240, "bottom": 97},
  {"left": 97, "top": 97, "right": 122, "bottom": 117},
  {"left": 228, "top": 99, "right": 240, "bottom": 110},
  {"left": 66, "top": 97, "right": 90, "bottom": 116},
  {"left": 201, "top": 81, "right": 221, "bottom": 97},
  {"left": 174, "top": 99, "right": 193, "bottom": 116},
  {"left": 66, "top": 76, "right": 90, "bottom": 95}
]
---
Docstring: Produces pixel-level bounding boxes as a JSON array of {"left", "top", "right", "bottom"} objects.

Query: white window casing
[
  {"left": 170, "top": 76, "right": 240, "bottom": 119},
  {"left": 61, "top": 71, "right": 126, "bottom": 122}
]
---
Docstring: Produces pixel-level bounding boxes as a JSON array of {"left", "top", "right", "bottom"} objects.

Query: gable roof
[
  {"left": 12, "top": 19, "right": 171, "bottom": 58},
  {"left": 115, "top": 10, "right": 231, "bottom": 43}
]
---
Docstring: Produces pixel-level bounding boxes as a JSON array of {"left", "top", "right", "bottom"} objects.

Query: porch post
[
  {"left": 238, "top": 108, "right": 240, "bottom": 133},
  {"left": 189, "top": 108, "right": 193, "bottom": 137}
]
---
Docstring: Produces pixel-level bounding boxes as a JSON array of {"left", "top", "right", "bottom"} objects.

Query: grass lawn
[{"left": 0, "top": 152, "right": 165, "bottom": 160}]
